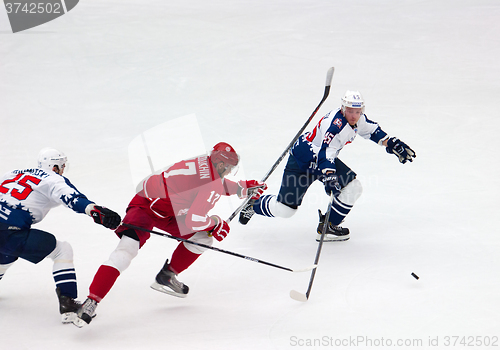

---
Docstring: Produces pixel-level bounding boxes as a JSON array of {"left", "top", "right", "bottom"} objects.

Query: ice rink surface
[{"left": 1, "top": 1, "right": 499, "bottom": 349}]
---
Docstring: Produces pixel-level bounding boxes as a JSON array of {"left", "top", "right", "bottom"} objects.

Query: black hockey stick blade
[{"left": 290, "top": 192, "right": 336, "bottom": 302}]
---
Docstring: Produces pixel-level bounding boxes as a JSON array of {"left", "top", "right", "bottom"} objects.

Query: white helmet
[
  {"left": 37, "top": 148, "right": 67, "bottom": 172},
  {"left": 341, "top": 90, "right": 365, "bottom": 114}
]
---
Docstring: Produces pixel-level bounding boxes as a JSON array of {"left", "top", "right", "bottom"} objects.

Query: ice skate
[
  {"left": 73, "top": 297, "right": 98, "bottom": 328},
  {"left": 150, "top": 261, "right": 189, "bottom": 298},
  {"left": 56, "top": 287, "right": 81, "bottom": 324},
  {"left": 238, "top": 199, "right": 255, "bottom": 225},
  {"left": 316, "top": 210, "right": 350, "bottom": 242}
]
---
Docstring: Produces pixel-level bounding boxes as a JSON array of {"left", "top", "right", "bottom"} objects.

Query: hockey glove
[
  {"left": 208, "top": 215, "right": 230, "bottom": 242},
  {"left": 385, "top": 137, "right": 416, "bottom": 164},
  {"left": 86, "top": 204, "right": 121, "bottom": 230},
  {"left": 237, "top": 180, "right": 268, "bottom": 200},
  {"left": 321, "top": 173, "right": 341, "bottom": 196}
]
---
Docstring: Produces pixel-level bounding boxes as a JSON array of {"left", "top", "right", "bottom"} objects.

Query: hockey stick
[
  {"left": 227, "top": 66, "right": 335, "bottom": 222},
  {"left": 122, "top": 223, "right": 316, "bottom": 273},
  {"left": 290, "top": 192, "right": 335, "bottom": 301}
]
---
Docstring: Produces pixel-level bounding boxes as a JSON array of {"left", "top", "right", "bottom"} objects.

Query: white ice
[{"left": 1, "top": 1, "right": 499, "bottom": 349}]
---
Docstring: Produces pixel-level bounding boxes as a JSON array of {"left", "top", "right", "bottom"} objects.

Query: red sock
[
  {"left": 88, "top": 265, "right": 120, "bottom": 302},
  {"left": 169, "top": 243, "right": 201, "bottom": 275}
]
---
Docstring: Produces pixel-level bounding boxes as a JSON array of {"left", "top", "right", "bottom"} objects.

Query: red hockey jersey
[{"left": 128, "top": 155, "right": 238, "bottom": 236}]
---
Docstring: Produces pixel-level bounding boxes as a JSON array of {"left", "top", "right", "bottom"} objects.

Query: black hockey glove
[
  {"left": 90, "top": 205, "right": 121, "bottom": 230},
  {"left": 385, "top": 137, "right": 416, "bottom": 164},
  {"left": 321, "top": 173, "right": 341, "bottom": 196}
]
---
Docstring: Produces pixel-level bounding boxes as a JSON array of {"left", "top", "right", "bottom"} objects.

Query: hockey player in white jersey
[
  {"left": 239, "top": 91, "right": 416, "bottom": 241},
  {"left": 0, "top": 148, "right": 121, "bottom": 323}
]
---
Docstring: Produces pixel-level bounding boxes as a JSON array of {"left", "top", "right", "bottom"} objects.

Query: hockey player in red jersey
[{"left": 74, "top": 142, "right": 267, "bottom": 327}]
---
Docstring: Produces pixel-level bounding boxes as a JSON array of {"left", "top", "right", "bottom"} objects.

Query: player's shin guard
[
  {"left": 169, "top": 242, "right": 202, "bottom": 275},
  {"left": 253, "top": 195, "right": 297, "bottom": 218},
  {"left": 0, "top": 261, "right": 16, "bottom": 281},
  {"left": 48, "top": 241, "right": 77, "bottom": 299},
  {"left": 86, "top": 235, "right": 139, "bottom": 302},
  {"left": 329, "top": 179, "right": 362, "bottom": 226},
  {"left": 328, "top": 196, "right": 353, "bottom": 226},
  {"left": 88, "top": 265, "right": 121, "bottom": 302}
]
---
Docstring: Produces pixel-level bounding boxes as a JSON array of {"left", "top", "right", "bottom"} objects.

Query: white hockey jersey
[
  {"left": 0, "top": 168, "right": 93, "bottom": 229},
  {"left": 291, "top": 109, "right": 388, "bottom": 173}
]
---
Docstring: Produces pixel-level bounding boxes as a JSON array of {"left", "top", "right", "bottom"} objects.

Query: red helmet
[{"left": 210, "top": 142, "right": 239, "bottom": 167}]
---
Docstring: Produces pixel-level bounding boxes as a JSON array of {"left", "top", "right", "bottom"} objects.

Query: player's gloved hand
[
  {"left": 237, "top": 180, "right": 268, "bottom": 200},
  {"left": 321, "top": 173, "right": 341, "bottom": 196},
  {"left": 86, "top": 204, "right": 121, "bottom": 230},
  {"left": 385, "top": 137, "right": 416, "bottom": 164},
  {"left": 208, "top": 215, "right": 230, "bottom": 242}
]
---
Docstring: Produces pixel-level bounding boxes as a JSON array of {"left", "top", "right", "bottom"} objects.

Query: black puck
[{"left": 411, "top": 272, "right": 419, "bottom": 280}]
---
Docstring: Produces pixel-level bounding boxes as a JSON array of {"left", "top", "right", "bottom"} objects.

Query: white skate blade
[
  {"left": 150, "top": 281, "right": 188, "bottom": 298},
  {"left": 72, "top": 317, "right": 87, "bottom": 328},
  {"left": 292, "top": 264, "right": 317, "bottom": 273},
  {"left": 316, "top": 233, "right": 350, "bottom": 242},
  {"left": 61, "top": 312, "right": 77, "bottom": 324},
  {"left": 290, "top": 290, "right": 308, "bottom": 302}
]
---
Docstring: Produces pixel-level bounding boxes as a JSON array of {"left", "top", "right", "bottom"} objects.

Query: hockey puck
[{"left": 411, "top": 272, "right": 419, "bottom": 280}]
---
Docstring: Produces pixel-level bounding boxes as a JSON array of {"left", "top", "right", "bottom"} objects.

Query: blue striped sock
[
  {"left": 53, "top": 267, "right": 77, "bottom": 298},
  {"left": 328, "top": 196, "right": 353, "bottom": 226},
  {"left": 253, "top": 195, "right": 275, "bottom": 217}
]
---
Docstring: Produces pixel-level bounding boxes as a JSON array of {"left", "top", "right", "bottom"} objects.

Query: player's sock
[
  {"left": 53, "top": 267, "right": 77, "bottom": 298},
  {"left": 328, "top": 196, "right": 353, "bottom": 226},
  {"left": 168, "top": 243, "right": 201, "bottom": 274},
  {"left": 88, "top": 265, "right": 120, "bottom": 302},
  {"left": 49, "top": 241, "right": 77, "bottom": 298},
  {"left": 252, "top": 195, "right": 276, "bottom": 217}
]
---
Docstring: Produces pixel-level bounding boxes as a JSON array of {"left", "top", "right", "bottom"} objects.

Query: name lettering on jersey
[
  {"left": 13, "top": 168, "right": 49, "bottom": 178},
  {"left": 198, "top": 156, "right": 211, "bottom": 179}
]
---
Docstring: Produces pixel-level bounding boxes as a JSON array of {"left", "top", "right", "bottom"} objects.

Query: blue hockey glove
[
  {"left": 386, "top": 137, "right": 416, "bottom": 164},
  {"left": 321, "top": 173, "right": 341, "bottom": 196}
]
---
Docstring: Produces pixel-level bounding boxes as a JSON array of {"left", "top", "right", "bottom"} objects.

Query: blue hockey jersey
[{"left": 290, "top": 109, "right": 388, "bottom": 174}]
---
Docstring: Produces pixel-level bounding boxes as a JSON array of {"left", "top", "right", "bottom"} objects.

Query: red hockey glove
[
  {"left": 237, "top": 180, "right": 268, "bottom": 200},
  {"left": 87, "top": 204, "right": 121, "bottom": 230},
  {"left": 208, "top": 215, "right": 230, "bottom": 242}
]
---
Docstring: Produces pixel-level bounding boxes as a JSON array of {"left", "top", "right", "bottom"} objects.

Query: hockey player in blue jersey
[
  {"left": 0, "top": 148, "right": 121, "bottom": 323},
  {"left": 239, "top": 91, "right": 416, "bottom": 241}
]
